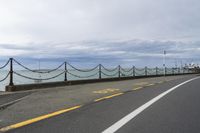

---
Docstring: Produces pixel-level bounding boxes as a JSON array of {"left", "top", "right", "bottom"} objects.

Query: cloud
[
  {"left": 1, "top": 0, "right": 200, "bottom": 43},
  {"left": 0, "top": 0, "right": 200, "bottom": 67},
  {"left": 0, "top": 40, "right": 200, "bottom": 68}
]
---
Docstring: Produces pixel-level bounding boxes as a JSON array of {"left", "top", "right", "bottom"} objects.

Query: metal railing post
[
  {"left": 156, "top": 67, "right": 158, "bottom": 75},
  {"left": 133, "top": 66, "right": 135, "bottom": 77},
  {"left": 99, "top": 64, "right": 101, "bottom": 79},
  {"left": 145, "top": 67, "right": 147, "bottom": 76},
  {"left": 64, "top": 62, "right": 67, "bottom": 81},
  {"left": 118, "top": 65, "right": 121, "bottom": 78},
  {"left": 9, "top": 58, "right": 14, "bottom": 86}
]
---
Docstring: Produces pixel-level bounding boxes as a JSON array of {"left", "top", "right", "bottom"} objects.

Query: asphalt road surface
[{"left": 5, "top": 75, "right": 200, "bottom": 133}]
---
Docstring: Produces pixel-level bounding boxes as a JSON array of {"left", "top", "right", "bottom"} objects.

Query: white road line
[{"left": 102, "top": 76, "right": 200, "bottom": 133}]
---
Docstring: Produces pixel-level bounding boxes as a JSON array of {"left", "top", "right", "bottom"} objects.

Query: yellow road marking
[
  {"left": 157, "top": 81, "right": 164, "bottom": 84},
  {"left": 93, "top": 88, "right": 119, "bottom": 94},
  {"left": 133, "top": 87, "right": 143, "bottom": 91},
  {"left": 0, "top": 105, "right": 81, "bottom": 132},
  {"left": 94, "top": 93, "right": 124, "bottom": 102},
  {"left": 145, "top": 83, "right": 155, "bottom": 87},
  {"left": 134, "top": 82, "right": 149, "bottom": 86}
]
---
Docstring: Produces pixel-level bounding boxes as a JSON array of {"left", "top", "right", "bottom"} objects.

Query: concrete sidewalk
[{"left": 0, "top": 75, "right": 197, "bottom": 128}]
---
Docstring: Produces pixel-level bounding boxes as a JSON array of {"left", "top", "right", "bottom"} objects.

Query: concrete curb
[{"left": 0, "top": 95, "right": 29, "bottom": 110}]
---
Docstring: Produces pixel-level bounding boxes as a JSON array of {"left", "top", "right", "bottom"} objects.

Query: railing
[
  {"left": 0, "top": 58, "right": 197, "bottom": 88},
  {"left": 0, "top": 59, "right": 10, "bottom": 83}
]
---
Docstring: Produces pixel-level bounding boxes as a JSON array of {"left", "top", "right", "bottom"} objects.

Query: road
[{"left": 2, "top": 75, "right": 200, "bottom": 133}]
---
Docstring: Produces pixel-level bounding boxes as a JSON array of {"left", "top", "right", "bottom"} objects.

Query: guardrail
[{"left": 0, "top": 58, "right": 198, "bottom": 91}]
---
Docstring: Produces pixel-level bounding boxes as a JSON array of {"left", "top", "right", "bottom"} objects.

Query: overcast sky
[{"left": 0, "top": 0, "right": 200, "bottom": 67}]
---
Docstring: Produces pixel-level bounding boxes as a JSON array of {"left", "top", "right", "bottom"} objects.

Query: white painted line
[{"left": 102, "top": 76, "right": 200, "bottom": 133}]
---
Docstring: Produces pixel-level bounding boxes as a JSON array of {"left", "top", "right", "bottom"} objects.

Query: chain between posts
[
  {"left": 0, "top": 59, "right": 10, "bottom": 69},
  {"left": 13, "top": 59, "right": 65, "bottom": 73},
  {"left": 101, "top": 65, "right": 118, "bottom": 72},
  {"left": 67, "top": 71, "right": 99, "bottom": 78},
  {"left": 101, "top": 71, "right": 118, "bottom": 77},
  {"left": 1, "top": 57, "right": 198, "bottom": 88},
  {"left": 67, "top": 62, "right": 99, "bottom": 72},
  {"left": 0, "top": 72, "right": 10, "bottom": 82},
  {"left": 120, "top": 67, "right": 133, "bottom": 73},
  {"left": 0, "top": 59, "right": 10, "bottom": 83},
  {"left": 14, "top": 71, "right": 65, "bottom": 81}
]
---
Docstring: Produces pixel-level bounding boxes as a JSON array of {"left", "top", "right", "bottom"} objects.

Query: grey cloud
[
  {"left": 1, "top": 0, "right": 200, "bottom": 42},
  {"left": 1, "top": 0, "right": 200, "bottom": 67},
  {"left": 1, "top": 39, "right": 200, "bottom": 67}
]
